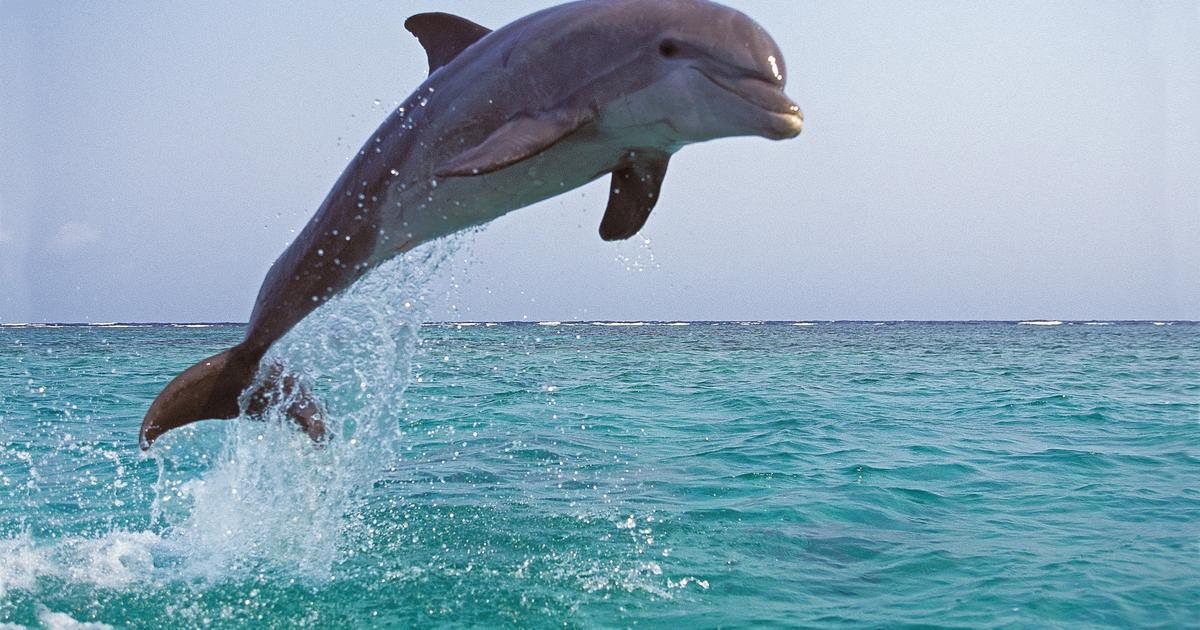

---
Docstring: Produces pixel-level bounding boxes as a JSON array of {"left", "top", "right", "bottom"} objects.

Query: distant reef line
[{"left": 1, "top": 320, "right": 1195, "bottom": 327}]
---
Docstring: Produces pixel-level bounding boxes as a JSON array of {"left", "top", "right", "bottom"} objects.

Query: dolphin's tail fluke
[
  {"left": 140, "top": 346, "right": 327, "bottom": 450},
  {"left": 139, "top": 346, "right": 256, "bottom": 450}
]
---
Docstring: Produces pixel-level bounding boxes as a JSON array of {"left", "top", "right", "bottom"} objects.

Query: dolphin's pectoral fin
[
  {"left": 599, "top": 152, "right": 671, "bottom": 241},
  {"left": 404, "top": 13, "right": 492, "bottom": 73},
  {"left": 435, "top": 110, "right": 591, "bottom": 178}
]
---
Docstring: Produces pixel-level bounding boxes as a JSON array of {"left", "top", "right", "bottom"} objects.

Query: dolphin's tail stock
[{"left": 139, "top": 345, "right": 326, "bottom": 450}]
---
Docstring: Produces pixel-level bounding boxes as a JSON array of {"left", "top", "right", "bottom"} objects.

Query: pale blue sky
[{"left": 2, "top": 1, "right": 1197, "bottom": 322}]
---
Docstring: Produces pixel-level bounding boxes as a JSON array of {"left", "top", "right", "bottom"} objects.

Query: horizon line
[{"left": 1, "top": 319, "right": 1196, "bottom": 326}]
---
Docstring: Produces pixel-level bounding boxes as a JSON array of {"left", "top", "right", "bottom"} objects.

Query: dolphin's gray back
[
  {"left": 241, "top": 1, "right": 627, "bottom": 350},
  {"left": 242, "top": 0, "right": 764, "bottom": 352}
]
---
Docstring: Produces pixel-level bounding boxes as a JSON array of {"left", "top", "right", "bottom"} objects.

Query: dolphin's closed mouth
[{"left": 694, "top": 67, "right": 802, "bottom": 119}]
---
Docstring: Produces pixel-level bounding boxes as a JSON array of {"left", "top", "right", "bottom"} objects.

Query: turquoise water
[{"left": 1, "top": 314, "right": 1197, "bottom": 627}]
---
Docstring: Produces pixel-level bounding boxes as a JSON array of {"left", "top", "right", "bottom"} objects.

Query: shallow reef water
[{"left": 1, "top": 294, "right": 1197, "bottom": 627}]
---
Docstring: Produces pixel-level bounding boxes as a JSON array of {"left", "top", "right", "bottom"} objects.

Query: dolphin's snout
[
  {"left": 694, "top": 67, "right": 803, "bottom": 139},
  {"left": 777, "top": 101, "right": 803, "bottom": 138},
  {"left": 765, "top": 109, "right": 803, "bottom": 140},
  {"left": 749, "top": 93, "right": 801, "bottom": 141}
]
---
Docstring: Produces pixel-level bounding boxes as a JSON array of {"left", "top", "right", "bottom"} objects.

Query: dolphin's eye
[{"left": 658, "top": 40, "right": 679, "bottom": 58}]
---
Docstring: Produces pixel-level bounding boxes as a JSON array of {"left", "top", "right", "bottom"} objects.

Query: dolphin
[{"left": 139, "top": 0, "right": 803, "bottom": 449}]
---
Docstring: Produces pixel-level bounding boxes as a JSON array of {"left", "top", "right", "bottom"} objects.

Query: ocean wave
[
  {"left": 792, "top": 322, "right": 817, "bottom": 327},
  {"left": 1018, "top": 320, "right": 1062, "bottom": 326},
  {"left": 37, "top": 607, "right": 115, "bottom": 630},
  {"left": 537, "top": 321, "right": 561, "bottom": 326},
  {"left": 1083, "top": 322, "right": 1113, "bottom": 326},
  {"left": 0, "top": 531, "right": 161, "bottom": 597},
  {"left": 5, "top": 311, "right": 1197, "bottom": 627},
  {"left": 592, "top": 322, "right": 649, "bottom": 327}
]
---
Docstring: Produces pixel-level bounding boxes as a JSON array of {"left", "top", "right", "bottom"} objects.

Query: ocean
[{"left": 1, "top": 314, "right": 1197, "bottom": 627}]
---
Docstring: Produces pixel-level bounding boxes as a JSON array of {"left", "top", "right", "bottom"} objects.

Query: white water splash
[
  {"left": 36, "top": 606, "right": 114, "bottom": 630},
  {"left": 0, "top": 531, "right": 160, "bottom": 597},
  {"left": 152, "top": 238, "right": 464, "bottom": 581}
]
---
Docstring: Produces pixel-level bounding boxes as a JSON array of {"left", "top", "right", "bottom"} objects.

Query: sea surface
[{"left": 1, "top": 314, "right": 1197, "bottom": 627}]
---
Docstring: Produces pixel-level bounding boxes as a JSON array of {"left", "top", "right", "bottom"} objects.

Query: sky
[{"left": 1, "top": 0, "right": 1197, "bottom": 323}]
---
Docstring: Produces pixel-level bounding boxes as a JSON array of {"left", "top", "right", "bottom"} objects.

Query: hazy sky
[{"left": 2, "top": 1, "right": 1197, "bottom": 322}]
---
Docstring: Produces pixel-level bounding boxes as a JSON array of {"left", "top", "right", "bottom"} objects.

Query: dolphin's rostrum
[{"left": 139, "top": 0, "right": 803, "bottom": 449}]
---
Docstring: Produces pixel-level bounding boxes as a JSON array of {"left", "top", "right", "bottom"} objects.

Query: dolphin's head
[{"left": 583, "top": 0, "right": 803, "bottom": 146}]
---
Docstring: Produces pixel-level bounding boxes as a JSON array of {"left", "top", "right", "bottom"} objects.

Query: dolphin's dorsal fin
[
  {"left": 599, "top": 151, "right": 671, "bottom": 241},
  {"left": 404, "top": 12, "right": 491, "bottom": 73},
  {"left": 435, "top": 109, "right": 591, "bottom": 177}
]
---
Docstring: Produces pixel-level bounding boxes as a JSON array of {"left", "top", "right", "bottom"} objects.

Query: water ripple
[{"left": 0, "top": 321, "right": 1197, "bottom": 627}]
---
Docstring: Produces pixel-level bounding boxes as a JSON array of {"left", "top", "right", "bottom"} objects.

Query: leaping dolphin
[{"left": 139, "top": 0, "right": 803, "bottom": 449}]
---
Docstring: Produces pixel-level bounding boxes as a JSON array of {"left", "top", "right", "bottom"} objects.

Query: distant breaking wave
[{"left": 3, "top": 320, "right": 1192, "bottom": 331}]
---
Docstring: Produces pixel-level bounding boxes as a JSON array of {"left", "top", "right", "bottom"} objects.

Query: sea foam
[{"left": 149, "top": 238, "right": 463, "bottom": 582}]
